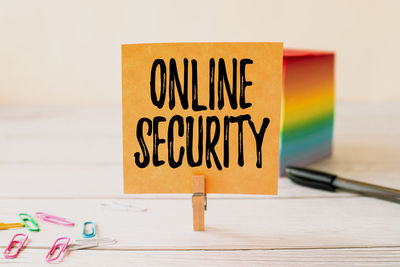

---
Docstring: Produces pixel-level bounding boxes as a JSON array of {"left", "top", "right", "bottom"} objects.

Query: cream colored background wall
[{"left": 0, "top": 0, "right": 399, "bottom": 104}]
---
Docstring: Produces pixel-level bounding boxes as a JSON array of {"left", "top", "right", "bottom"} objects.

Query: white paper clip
[
  {"left": 100, "top": 201, "right": 147, "bottom": 212},
  {"left": 68, "top": 237, "right": 117, "bottom": 251}
]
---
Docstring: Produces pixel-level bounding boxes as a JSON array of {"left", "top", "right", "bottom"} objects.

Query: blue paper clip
[{"left": 82, "top": 221, "right": 96, "bottom": 238}]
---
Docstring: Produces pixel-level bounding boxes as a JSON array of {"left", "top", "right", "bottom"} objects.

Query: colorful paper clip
[
  {"left": 18, "top": 213, "right": 40, "bottom": 232},
  {"left": 0, "top": 222, "right": 25, "bottom": 230},
  {"left": 35, "top": 212, "right": 75, "bottom": 227},
  {"left": 3, "top": 233, "right": 29, "bottom": 259},
  {"left": 46, "top": 237, "right": 70, "bottom": 263},
  {"left": 82, "top": 221, "right": 96, "bottom": 238},
  {"left": 68, "top": 237, "right": 117, "bottom": 251}
]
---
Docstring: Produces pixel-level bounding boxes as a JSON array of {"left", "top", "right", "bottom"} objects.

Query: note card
[{"left": 122, "top": 43, "right": 282, "bottom": 194}]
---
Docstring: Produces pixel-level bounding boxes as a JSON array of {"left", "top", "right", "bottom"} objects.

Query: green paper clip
[{"left": 18, "top": 213, "right": 40, "bottom": 232}]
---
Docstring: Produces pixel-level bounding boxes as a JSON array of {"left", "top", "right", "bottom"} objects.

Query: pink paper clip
[
  {"left": 35, "top": 212, "right": 74, "bottom": 227},
  {"left": 3, "top": 233, "right": 29, "bottom": 259},
  {"left": 46, "top": 237, "right": 70, "bottom": 263}
]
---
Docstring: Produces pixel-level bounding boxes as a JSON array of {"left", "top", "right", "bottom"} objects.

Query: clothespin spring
[{"left": 192, "top": 192, "right": 207, "bottom": 211}]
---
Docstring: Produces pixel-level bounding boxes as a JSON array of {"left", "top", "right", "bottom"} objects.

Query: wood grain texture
[
  {"left": 192, "top": 175, "right": 205, "bottom": 231},
  {"left": 0, "top": 103, "right": 399, "bottom": 265},
  {"left": 0, "top": 197, "right": 399, "bottom": 250},
  {"left": 0, "top": 247, "right": 399, "bottom": 267}
]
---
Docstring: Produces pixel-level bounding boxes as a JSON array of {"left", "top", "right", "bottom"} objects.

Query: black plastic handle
[{"left": 285, "top": 166, "right": 338, "bottom": 192}]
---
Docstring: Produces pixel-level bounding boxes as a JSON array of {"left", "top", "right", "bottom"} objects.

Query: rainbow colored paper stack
[{"left": 280, "top": 49, "right": 335, "bottom": 175}]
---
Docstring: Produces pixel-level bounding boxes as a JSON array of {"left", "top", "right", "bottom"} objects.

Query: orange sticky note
[{"left": 122, "top": 43, "right": 282, "bottom": 194}]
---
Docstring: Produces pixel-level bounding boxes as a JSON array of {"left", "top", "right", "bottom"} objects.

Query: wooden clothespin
[{"left": 192, "top": 175, "right": 206, "bottom": 231}]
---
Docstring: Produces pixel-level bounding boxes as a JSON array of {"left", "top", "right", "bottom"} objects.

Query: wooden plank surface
[
  {"left": 0, "top": 103, "right": 399, "bottom": 265},
  {"left": 0, "top": 197, "right": 399, "bottom": 250},
  {"left": 1, "top": 247, "right": 400, "bottom": 267}
]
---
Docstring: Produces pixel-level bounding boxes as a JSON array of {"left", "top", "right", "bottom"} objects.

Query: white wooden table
[{"left": 0, "top": 102, "right": 399, "bottom": 266}]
